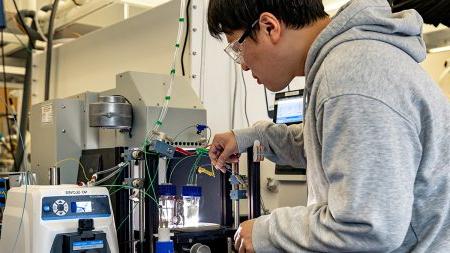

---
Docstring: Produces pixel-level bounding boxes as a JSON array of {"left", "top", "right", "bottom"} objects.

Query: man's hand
[
  {"left": 209, "top": 131, "right": 239, "bottom": 172},
  {"left": 234, "top": 220, "right": 255, "bottom": 253}
]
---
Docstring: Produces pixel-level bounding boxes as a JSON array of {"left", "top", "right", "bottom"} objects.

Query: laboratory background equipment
[{"left": 26, "top": 72, "right": 263, "bottom": 253}]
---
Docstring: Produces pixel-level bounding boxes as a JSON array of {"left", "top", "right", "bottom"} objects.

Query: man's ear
[{"left": 258, "top": 12, "right": 282, "bottom": 43}]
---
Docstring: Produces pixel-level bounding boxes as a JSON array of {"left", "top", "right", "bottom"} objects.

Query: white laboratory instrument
[{"left": 0, "top": 185, "right": 119, "bottom": 253}]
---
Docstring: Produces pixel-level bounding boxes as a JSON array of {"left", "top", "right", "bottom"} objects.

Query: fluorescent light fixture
[
  {"left": 121, "top": 0, "right": 170, "bottom": 8},
  {"left": 428, "top": 45, "right": 450, "bottom": 53}
]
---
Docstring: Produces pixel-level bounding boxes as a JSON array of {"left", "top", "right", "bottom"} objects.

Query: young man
[{"left": 207, "top": 0, "right": 450, "bottom": 252}]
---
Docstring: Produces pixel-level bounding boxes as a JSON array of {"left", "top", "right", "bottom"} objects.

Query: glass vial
[
  {"left": 182, "top": 185, "right": 202, "bottom": 227},
  {"left": 158, "top": 184, "right": 177, "bottom": 228}
]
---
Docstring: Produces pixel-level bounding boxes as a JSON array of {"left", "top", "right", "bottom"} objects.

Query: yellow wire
[{"left": 55, "top": 158, "right": 89, "bottom": 181}]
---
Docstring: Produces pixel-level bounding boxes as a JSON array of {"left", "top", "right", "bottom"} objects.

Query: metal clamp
[{"left": 230, "top": 190, "right": 247, "bottom": 200}]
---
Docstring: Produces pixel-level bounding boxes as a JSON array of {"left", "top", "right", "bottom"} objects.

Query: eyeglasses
[{"left": 224, "top": 20, "right": 259, "bottom": 64}]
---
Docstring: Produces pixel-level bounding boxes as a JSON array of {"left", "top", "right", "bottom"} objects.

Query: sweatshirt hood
[{"left": 305, "top": 0, "right": 426, "bottom": 87}]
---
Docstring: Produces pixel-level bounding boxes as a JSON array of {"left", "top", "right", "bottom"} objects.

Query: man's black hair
[{"left": 208, "top": 0, "right": 329, "bottom": 40}]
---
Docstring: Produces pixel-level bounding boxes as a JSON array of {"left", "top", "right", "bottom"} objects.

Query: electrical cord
[
  {"left": 11, "top": 171, "right": 30, "bottom": 253},
  {"left": 1, "top": 30, "right": 18, "bottom": 171},
  {"left": 0, "top": 18, "right": 33, "bottom": 253},
  {"left": 263, "top": 88, "right": 271, "bottom": 119},
  {"left": 44, "top": 0, "right": 60, "bottom": 101},
  {"left": 181, "top": 0, "right": 191, "bottom": 76},
  {"left": 241, "top": 70, "right": 250, "bottom": 127},
  {"left": 10, "top": 0, "right": 34, "bottom": 43},
  {"left": 231, "top": 64, "right": 238, "bottom": 129}
]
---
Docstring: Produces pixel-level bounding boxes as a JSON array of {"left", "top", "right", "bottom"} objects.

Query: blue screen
[{"left": 276, "top": 96, "right": 303, "bottom": 124}]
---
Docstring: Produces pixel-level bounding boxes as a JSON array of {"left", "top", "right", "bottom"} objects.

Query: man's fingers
[
  {"left": 209, "top": 132, "right": 238, "bottom": 172},
  {"left": 209, "top": 144, "right": 223, "bottom": 165},
  {"left": 216, "top": 146, "right": 235, "bottom": 169},
  {"left": 239, "top": 242, "right": 246, "bottom": 253},
  {"left": 234, "top": 234, "right": 241, "bottom": 251},
  {"left": 208, "top": 146, "right": 219, "bottom": 162},
  {"left": 234, "top": 227, "right": 240, "bottom": 241}
]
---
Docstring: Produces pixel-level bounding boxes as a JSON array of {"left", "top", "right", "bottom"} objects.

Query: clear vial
[
  {"left": 182, "top": 185, "right": 202, "bottom": 227},
  {"left": 158, "top": 184, "right": 177, "bottom": 228}
]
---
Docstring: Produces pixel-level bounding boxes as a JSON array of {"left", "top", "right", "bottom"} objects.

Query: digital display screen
[
  {"left": 72, "top": 201, "right": 93, "bottom": 213},
  {"left": 276, "top": 96, "right": 304, "bottom": 124}
]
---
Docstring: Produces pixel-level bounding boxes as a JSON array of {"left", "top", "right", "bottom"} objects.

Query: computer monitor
[
  {"left": 272, "top": 89, "right": 306, "bottom": 176},
  {"left": 273, "top": 89, "right": 304, "bottom": 125}
]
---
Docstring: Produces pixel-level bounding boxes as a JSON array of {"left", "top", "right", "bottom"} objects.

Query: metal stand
[
  {"left": 129, "top": 148, "right": 148, "bottom": 253},
  {"left": 138, "top": 159, "right": 145, "bottom": 253},
  {"left": 49, "top": 167, "right": 60, "bottom": 185},
  {"left": 231, "top": 163, "right": 240, "bottom": 229},
  {"left": 127, "top": 163, "right": 135, "bottom": 253},
  {"left": 247, "top": 147, "right": 261, "bottom": 219}
]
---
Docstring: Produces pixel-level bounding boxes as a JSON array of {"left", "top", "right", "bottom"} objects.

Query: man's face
[{"left": 225, "top": 26, "right": 297, "bottom": 92}]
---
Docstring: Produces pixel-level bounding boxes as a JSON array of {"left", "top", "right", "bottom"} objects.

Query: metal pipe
[
  {"left": 44, "top": 0, "right": 60, "bottom": 101},
  {"left": 49, "top": 166, "right": 60, "bottom": 185},
  {"left": 14, "top": 41, "right": 33, "bottom": 172},
  {"left": 247, "top": 147, "right": 261, "bottom": 219},
  {"left": 138, "top": 160, "right": 145, "bottom": 253},
  {"left": 232, "top": 163, "right": 240, "bottom": 229},
  {"left": 128, "top": 161, "right": 135, "bottom": 253}
]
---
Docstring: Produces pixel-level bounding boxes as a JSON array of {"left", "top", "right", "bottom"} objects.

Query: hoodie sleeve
[
  {"left": 252, "top": 95, "right": 421, "bottom": 252},
  {"left": 232, "top": 121, "right": 306, "bottom": 168}
]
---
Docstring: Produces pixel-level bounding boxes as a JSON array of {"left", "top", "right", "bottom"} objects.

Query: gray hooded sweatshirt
[{"left": 233, "top": 0, "right": 450, "bottom": 252}]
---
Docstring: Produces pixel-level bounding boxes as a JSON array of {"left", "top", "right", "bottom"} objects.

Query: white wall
[{"left": 32, "top": 0, "right": 184, "bottom": 102}]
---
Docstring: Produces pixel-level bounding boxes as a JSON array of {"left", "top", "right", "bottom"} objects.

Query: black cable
[
  {"left": 241, "top": 70, "right": 250, "bottom": 127},
  {"left": 13, "top": 37, "right": 35, "bottom": 172},
  {"left": 1, "top": 30, "right": 18, "bottom": 171},
  {"left": 10, "top": 0, "right": 34, "bottom": 42},
  {"left": 71, "top": 0, "right": 83, "bottom": 6},
  {"left": 231, "top": 65, "right": 238, "bottom": 128},
  {"left": 44, "top": 0, "right": 61, "bottom": 101},
  {"left": 181, "top": 0, "right": 191, "bottom": 76},
  {"left": 263, "top": 88, "right": 271, "bottom": 119}
]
